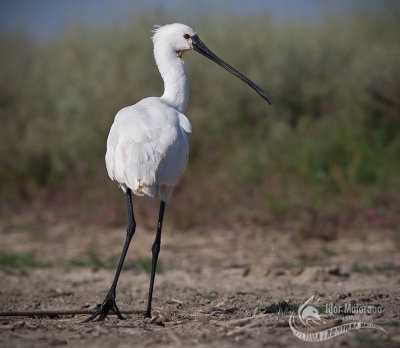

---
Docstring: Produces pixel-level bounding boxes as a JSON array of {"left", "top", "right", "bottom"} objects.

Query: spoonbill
[{"left": 84, "top": 23, "right": 272, "bottom": 322}]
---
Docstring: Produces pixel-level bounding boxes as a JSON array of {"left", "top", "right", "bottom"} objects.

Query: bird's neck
[{"left": 154, "top": 44, "right": 189, "bottom": 112}]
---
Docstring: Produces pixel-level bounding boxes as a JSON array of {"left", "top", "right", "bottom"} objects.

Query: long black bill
[{"left": 192, "top": 35, "right": 272, "bottom": 105}]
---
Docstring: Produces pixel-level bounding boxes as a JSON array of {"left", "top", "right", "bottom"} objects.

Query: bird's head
[
  {"left": 152, "top": 23, "right": 197, "bottom": 58},
  {"left": 152, "top": 23, "right": 272, "bottom": 105}
]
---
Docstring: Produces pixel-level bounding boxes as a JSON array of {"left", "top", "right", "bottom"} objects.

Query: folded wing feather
[{"left": 105, "top": 97, "right": 191, "bottom": 200}]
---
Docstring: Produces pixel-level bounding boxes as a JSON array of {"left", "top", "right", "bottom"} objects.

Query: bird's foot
[{"left": 82, "top": 291, "right": 125, "bottom": 323}]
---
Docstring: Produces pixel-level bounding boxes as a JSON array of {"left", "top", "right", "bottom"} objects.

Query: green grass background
[{"left": 0, "top": 10, "right": 399, "bottom": 231}]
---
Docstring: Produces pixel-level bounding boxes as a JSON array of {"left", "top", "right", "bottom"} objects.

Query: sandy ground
[{"left": 0, "top": 217, "right": 399, "bottom": 347}]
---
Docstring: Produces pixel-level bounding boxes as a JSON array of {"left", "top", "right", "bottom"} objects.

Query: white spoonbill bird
[{"left": 84, "top": 23, "right": 272, "bottom": 322}]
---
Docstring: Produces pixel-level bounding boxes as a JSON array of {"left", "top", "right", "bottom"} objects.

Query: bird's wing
[
  {"left": 178, "top": 113, "right": 192, "bottom": 133},
  {"left": 105, "top": 98, "right": 190, "bottom": 196}
]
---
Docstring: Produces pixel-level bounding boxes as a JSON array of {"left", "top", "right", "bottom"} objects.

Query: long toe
[
  {"left": 82, "top": 293, "right": 125, "bottom": 323},
  {"left": 81, "top": 304, "right": 110, "bottom": 323},
  {"left": 112, "top": 301, "right": 125, "bottom": 320}
]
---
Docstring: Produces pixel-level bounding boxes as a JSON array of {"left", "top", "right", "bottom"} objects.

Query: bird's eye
[{"left": 183, "top": 34, "right": 190, "bottom": 39}]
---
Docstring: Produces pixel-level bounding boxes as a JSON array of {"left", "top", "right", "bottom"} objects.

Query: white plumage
[
  {"left": 105, "top": 24, "right": 195, "bottom": 202},
  {"left": 105, "top": 98, "right": 191, "bottom": 202}
]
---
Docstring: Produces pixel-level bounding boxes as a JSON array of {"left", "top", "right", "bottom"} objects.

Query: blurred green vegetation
[
  {"left": 0, "top": 251, "right": 46, "bottom": 275},
  {"left": 0, "top": 10, "right": 399, "bottom": 229},
  {"left": 136, "top": 257, "right": 163, "bottom": 274},
  {"left": 68, "top": 251, "right": 161, "bottom": 274}
]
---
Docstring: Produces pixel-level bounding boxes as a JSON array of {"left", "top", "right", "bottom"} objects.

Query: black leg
[
  {"left": 144, "top": 200, "right": 166, "bottom": 318},
  {"left": 83, "top": 189, "right": 136, "bottom": 322}
]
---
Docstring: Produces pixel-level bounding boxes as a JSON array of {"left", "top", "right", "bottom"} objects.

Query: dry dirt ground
[{"left": 0, "top": 216, "right": 399, "bottom": 347}]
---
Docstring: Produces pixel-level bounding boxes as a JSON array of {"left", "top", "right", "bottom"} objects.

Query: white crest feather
[{"left": 152, "top": 24, "right": 162, "bottom": 33}]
